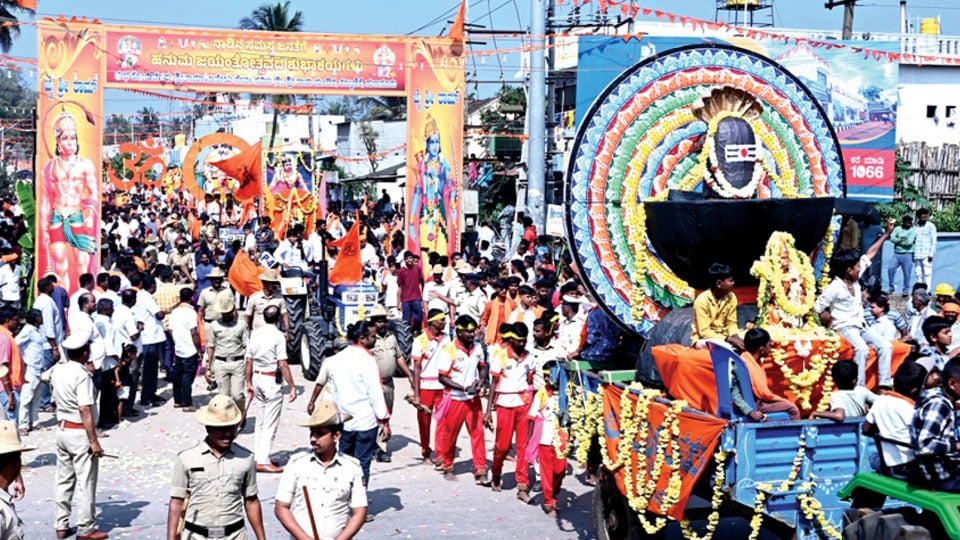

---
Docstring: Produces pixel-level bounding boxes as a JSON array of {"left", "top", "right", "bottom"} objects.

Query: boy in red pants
[
  {"left": 437, "top": 315, "right": 490, "bottom": 484},
  {"left": 485, "top": 323, "right": 534, "bottom": 498},
  {"left": 527, "top": 359, "right": 567, "bottom": 516},
  {"left": 411, "top": 309, "right": 450, "bottom": 464}
]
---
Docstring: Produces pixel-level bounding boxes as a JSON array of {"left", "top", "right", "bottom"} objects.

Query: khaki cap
[
  {"left": 300, "top": 400, "right": 352, "bottom": 428},
  {"left": 195, "top": 395, "right": 243, "bottom": 427},
  {"left": 0, "top": 420, "right": 33, "bottom": 454},
  {"left": 259, "top": 269, "right": 281, "bottom": 283},
  {"left": 368, "top": 304, "right": 388, "bottom": 319},
  {"left": 215, "top": 295, "right": 236, "bottom": 314},
  {"left": 208, "top": 267, "right": 226, "bottom": 279}
]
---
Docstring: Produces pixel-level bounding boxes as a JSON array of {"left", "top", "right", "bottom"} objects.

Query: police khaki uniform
[
  {"left": 0, "top": 377, "right": 32, "bottom": 540},
  {"left": 169, "top": 395, "right": 264, "bottom": 540},
  {"left": 52, "top": 331, "right": 108, "bottom": 540},
  {"left": 275, "top": 401, "right": 367, "bottom": 540},
  {"left": 368, "top": 305, "right": 402, "bottom": 462},
  {"left": 197, "top": 268, "right": 234, "bottom": 323},
  {"left": 244, "top": 270, "right": 287, "bottom": 332},
  {"left": 205, "top": 297, "right": 249, "bottom": 411}
]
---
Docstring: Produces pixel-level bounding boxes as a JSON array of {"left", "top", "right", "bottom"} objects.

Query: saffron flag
[
  {"left": 16, "top": 0, "right": 36, "bottom": 9},
  {"left": 228, "top": 249, "right": 265, "bottom": 297},
  {"left": 211, "top": 141, "right": 262, "bottom": 201},
  {"left": 448, "top": 0, "right": 466, "bottom": 41},
  {"left": 328, "top": 219, "right": 362, "bottom": 286}
]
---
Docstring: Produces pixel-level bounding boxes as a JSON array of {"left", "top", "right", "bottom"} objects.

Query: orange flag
[
  {"left": 448, "top": 0, "right": 466, "bottom": 41},
  {"left": 329, "top": 219, "right": 363, "bottom": 286},
  {"left": 212, "top": 141, "right": 262, "bottom": 201},
  {"left": 228, "top": 250, "right": 265, "bottom": 297},
  {"left": 16, "top": 0, "right": 36, "bottom": 9}
]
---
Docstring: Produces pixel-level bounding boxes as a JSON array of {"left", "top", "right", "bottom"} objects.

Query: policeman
[
  {"left": 244, "top": 305, "right": 297, "bottom": 473},
  {"left": 0, "top": 386, "right": 32, "bottom": 540},
  {"left": 197, "top": 268, "right": 233, "bottom": 323},
  {"left": 167, "top": 395, "right": 265, "bottom": 540},
  {"left": 52, "top": 330, "right": 108, "bottom": 540},
  {"left": 205, "top": 296, "right": 248, "bottom": 414},
  {"left": 368, "top": 305, "right": 412, "bottom": 463},
  {"left": 275, "top": 401, "right": 367, "bottom": 540}
]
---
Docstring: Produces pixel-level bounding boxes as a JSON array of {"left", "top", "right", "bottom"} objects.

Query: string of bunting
[{"left": 567, "top": 0, "right": 960, "bottom": 66}]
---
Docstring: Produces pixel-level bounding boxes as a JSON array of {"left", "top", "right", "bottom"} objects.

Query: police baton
[{"left": 301, "top": 485, "right": 320, "bottom": 540}]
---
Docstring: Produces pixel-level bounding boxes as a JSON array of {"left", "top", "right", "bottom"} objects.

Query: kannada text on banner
[
  {"left": 104, "top": 27, "right": 407, "bottom": 96},
  {"left": 36, "top": 21, "right": 104, "bottom": 295}
]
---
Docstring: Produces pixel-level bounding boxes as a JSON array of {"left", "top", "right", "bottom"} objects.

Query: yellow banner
[{"left": 405, "top": 39, "right": 465, "bottom": 263}]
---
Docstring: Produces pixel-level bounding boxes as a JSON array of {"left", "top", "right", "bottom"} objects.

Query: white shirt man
[
  {"left": 316, "top": 345, "right": 389, "bottom": 434},
  {"left": 167, "top": 303, "right": 199, "bottom": 359},
  {"left": 246, "top": 319, "right": 292, "bottom": 469},
  {"left": 0, "top": 262, "right": 20, "bottom": 305}
]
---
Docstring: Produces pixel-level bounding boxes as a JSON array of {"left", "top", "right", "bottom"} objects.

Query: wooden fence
[{"left": 898, "top": 141, "right": 960, "bottom": 209}]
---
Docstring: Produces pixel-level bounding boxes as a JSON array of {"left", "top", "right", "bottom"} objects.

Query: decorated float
[{"left": 562, "top": 44, "right": 927, "bottom": 539}]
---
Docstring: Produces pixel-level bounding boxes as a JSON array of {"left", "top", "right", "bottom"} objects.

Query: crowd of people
[{"left": 0, "top": 183, "right": 637, "bottom": 539}]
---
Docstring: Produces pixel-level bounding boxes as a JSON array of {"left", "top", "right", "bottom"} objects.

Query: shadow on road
[
  {"left": 98, "top": 499, "right": 150, "bottom": 529},
  {"left": 368, "top": 486, "right": 404, "bottom": 514}
]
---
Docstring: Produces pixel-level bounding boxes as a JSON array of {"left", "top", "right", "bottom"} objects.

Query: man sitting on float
[
  {"left": 814, "top": 223, "right": 894, "bottom": 388},
  {"left": 691, "top": 262, "right": 745, "bottom": 352}
]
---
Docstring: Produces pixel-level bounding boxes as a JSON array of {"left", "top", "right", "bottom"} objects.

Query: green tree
[
  {"left": 104, "top": 114, "right": 131, "bottom": 145},
  {"left": 136, "top": 106, "right": 161, "bottom": 139},
  {"left": 239, "top": 1, "right": 304, "bottom": 149},
  {"left": 358, "top": 121, "right": 380, "bottom": 174},
  {"left": 0, "top": 69, "right": 36, "bottom": 173},
  {"left": 0, "top": 2, "right": 33, "bottom": 54}
]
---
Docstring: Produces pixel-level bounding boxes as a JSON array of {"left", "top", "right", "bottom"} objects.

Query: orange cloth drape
[
  {"left": 602, "top": 385, "right": 728, "bottom": 521},
  {"left": 652, "top": 340, "right": 912, "bottom": 417},
  {"left": 211, "top": 141, "right": 262, "bottom": 201},
  {"left": 228, "top": 250, "right": 265, "bottom": 297}
]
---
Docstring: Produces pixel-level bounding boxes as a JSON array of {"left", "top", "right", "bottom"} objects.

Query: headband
[
  {"left": 428, "top": 312, "right": 446, "bottom": 323},
  {"left": 501, "top": 331, "right": 522, "bottom": 340},
  {"left": 456, "top": 322, "right": 477, "bottom": 330}
]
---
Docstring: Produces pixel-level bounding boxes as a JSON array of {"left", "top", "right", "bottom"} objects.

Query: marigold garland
[
  {"left": 797, "top": 482, "right": 842, "bottom": 539},
  {"left": 679, "top": 449, "right": 728, "bottom": 540},
  {"left": 818, "top": 218, "right": 837, "bottom": 293},
  {"left": 750, "top": 232, "right": 817, "bottom": 326},
  {"left": 747, "top": 432, "right": 808, "bottom": 540}
]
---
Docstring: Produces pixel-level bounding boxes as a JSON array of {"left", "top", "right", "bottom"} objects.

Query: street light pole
[{"left": 527, "top": 0, "right": 547, "bottom": 231}]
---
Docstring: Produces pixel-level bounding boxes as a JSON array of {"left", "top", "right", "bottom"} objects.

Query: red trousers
[
  {"left": 418, "top": 388, "right": 445, "bottom": 457},
  {"left": 440, "top": 397, "right": 487, "bottom": 472},
  {"left": 538, "top": 444, "right": 567, "bottom": 506},
  {"left": 492, "top": 403, "right": 531, "bottom": 485}
]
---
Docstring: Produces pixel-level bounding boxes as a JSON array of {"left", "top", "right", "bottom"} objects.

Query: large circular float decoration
[{"left": 565, "top": 44, "right": 846, "bottom": 336}]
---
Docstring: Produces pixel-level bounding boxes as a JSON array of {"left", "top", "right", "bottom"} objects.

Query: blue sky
[{"left": 10, "top": 0, "right": 960, "bottom": 114}]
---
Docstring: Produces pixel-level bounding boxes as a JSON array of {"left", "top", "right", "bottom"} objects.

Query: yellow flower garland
[
  {"left": 797, "top": 484, "right": 842, "bottom": 539},
  {"left": 818, "top": 218, "right": 837, "bottom": 293},
  {"left": 747, "top": 433, "right": 808, "bottom": 539},
  {"left": 679, "top": 449, "right": 728, "bottom": 540},
  {"left": 557, "top": 381, "right": 604, "bottom": 463},
  {"left": 750, "top": 232, "right": 817, "bottom": 323}
]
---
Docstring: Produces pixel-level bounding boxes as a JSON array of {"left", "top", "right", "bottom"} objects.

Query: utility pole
[
  {"left": 825, "top": 0, "right": 857, "bottom": 40},
  {"left": 544, "top": 0, "right": 556, "bottom": 207},
  {"left": 527, "top": 0, "right": 547, "bottom": 231}
]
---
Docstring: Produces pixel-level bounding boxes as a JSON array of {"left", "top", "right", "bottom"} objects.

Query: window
[
  {"left": 947, "top": 106, "right": 957, "bottom": 118},
  {"left": 927, "top": 105, "right": 938, "bottom": 118}
]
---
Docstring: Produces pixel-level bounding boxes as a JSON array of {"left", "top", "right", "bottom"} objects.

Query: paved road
[
  {"left": 16, "top": 368, "right": 782, "bottom": 539},
  {"left": 16, "top": 370, "right": 598, "bottom": 539}
]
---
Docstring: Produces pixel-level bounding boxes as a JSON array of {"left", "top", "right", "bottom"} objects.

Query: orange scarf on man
[
  {"left": 741, "top": 351, "right": 782, "bottom": 402},
  {"left": 0, "top": 326, "right": 23, "bottom": 388}
]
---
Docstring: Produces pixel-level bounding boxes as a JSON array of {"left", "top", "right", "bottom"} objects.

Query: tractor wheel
[
  {"left": 302, "top": 316, "right": 332, "bottom": 382},
  {"left": 842, "top": 510, "right": 932, "bottom": 540},
  {"left": 284, "top": 294, "right": 307, "bottom": 365},
  {"left": 593, "top": 468, "right": 648, "bottom": 540},
  {"left": 387, "top": 318, "right": 413, "bottom": 375}
]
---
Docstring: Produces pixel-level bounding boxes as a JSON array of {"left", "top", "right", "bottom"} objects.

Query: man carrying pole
[{"left": 275, "top": 401, "right": 367, "bottom": 540}]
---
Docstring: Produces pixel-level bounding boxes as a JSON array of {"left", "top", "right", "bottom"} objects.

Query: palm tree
[
  {"left": 239, "top": 2, "right": 305, "bottom": 149},
  {"left": 0, "top": 2, "right": 33, "bottom": 54}
]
